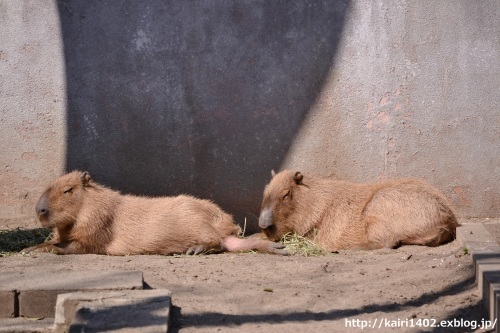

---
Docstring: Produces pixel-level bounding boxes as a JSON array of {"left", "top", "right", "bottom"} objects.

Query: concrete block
[
  {"left": 0, "top": 270, "right": 143, "bottom": 318},
  {"left": 0, "top": 317, "right": 53, "bottom": 333},
  {"left": 477, "top": 264, "right": 500, "bottom": 299},
  {"left": 457, "top": 224, "right": 500, "bottom": 254},
  {"left": 474, "top": 253, "right": 500, "bottom": 277},
  {"left": 458, "top": 224, "right": 500, "bottom": 326},
  {"left": 53, "top": 290, "right": 171, "bottom": 333},
  {"left": 496, "top": 294, "right": 500, "bottom": 333},
  {"left": 481, "top": 268, "right": 500, "bottom": 321},
  {"left": 0, "top": 290, "right": 16, "bottom": 318},
  {"left": 19, "top": 290, "right": 58, "bottom": 319},
  {"left": 456, "top": 223, "right": 500, "bottom": 274}
]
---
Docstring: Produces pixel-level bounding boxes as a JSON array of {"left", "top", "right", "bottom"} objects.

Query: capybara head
[
  {"left": 259, "top": 170, "right": 305, "bottom": 241},
  {"left": 35, "top": 171, "right": 92, "bottom": 229}
]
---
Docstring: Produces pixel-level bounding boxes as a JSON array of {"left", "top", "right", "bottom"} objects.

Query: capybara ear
[
  {"left": 80, "top": 171, "right": 91, "bottom": 186},
  {"left": 293, "top": 172, "right": 303, "bottom": 185},
  {"left": 271, "top": 170, "right": 276, "bottom": 178}
]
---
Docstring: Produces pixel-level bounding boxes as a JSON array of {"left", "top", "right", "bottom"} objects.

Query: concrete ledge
[
  {"left": 483, "top": 271, "right": 500, "bottom": 326},
  {"left": 54, "top": 290, "right": 171, "bottom": 333},
  {"left": 457, "top": 223, "right": 500, "bottom": 331},
  {"left": 0, "top": 270, "right": 143, "bottom": 318},
  {"left": 457, "top": 223, "right": 500, "bottom": 255},
  {"left": 0, "top": 317, "right": 53, "bottom": 333}
]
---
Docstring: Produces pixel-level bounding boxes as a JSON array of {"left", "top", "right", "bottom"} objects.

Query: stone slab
[
  {"left": 483, "top": 220, "right": 500, "bottom": 247},
  {"left": 0, "top": 270, "right": 143, "bottom": 291},
  {"left": 457, "top": 223, "right": 500, "bottom": 329},
  {"left": 0, "top": 317, "right": 53, "bottom": 333},
  {"left": 496, "top": 294, "right": 500, "bottom": 333},
  {"left": 480, "top": 266, "right": 500, "bottom": 320},
  {"left": 477, "top": 264, "right": 500, "bottom": 298},
  {"left": 0, "top": 270, "right": 143, "bottom": 319},
  {"left": 0, "top": 290, "right": 16, "bottom": 318},
  {"left": 53, "top": 290, "right": 171, "bottom": 333},
  {"left": 456, "top": 223, "right": 500, "bottom": 273},
  {"left": 19, "top": 290, "right": 59, "bottom": 320},
  {"left": 456, "top": 223, "right": 500, "bottom": 253}
]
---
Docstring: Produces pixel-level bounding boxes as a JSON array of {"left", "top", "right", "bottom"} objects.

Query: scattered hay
[
  {"left": 0, "top": 227, "right": 51, "bottom": 257},
  {"left": 280, "top": 232, "right": 328, "bottom": 256}
]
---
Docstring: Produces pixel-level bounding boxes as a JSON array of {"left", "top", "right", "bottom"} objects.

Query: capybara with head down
[
  {"left": 259, "top": 170, "right": 458, "bottom": 251},
  {"left": 21, "top": 171, "right": 287, "bottom": 256}
]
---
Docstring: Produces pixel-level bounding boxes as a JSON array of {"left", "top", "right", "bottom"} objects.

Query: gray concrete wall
[{"left": 0, "top": 0, "right": 498, "bottom": 231}]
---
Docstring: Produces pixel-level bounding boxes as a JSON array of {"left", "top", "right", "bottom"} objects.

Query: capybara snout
[
  {"left": 35, "top": 193, "right": 48, "bottom": 218},
  {"left": 22, "top": 171, "right": 287, "bottom": 256},
  {"left": 259, "top": 170, "right": 458, "bottom": 251},
  {"left": 258, "top": 207, "right": 273, "bottom": 229}
]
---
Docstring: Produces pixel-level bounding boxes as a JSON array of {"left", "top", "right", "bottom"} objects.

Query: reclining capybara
[
  {"left": 259, "top": 170, "right": 458, "bottom": 251},
  {"left": 21, "top": 171, "right": 287, "bottom": 256}
]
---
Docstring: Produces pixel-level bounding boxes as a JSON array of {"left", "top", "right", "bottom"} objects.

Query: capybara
[
  {"left": 258, "top": 170, "right": 458, "bottom": 251},
  {"left": 21, "top": 171, "right": 287, "bottom": 255}
]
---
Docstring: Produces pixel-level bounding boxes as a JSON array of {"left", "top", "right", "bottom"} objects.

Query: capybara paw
[
  {"left": 268, "top": 242, "right": 288, "bottom": 256},
  {"left": 186, "top": 245, "right": 208, "bottom": 255},
  {"left": 20, "top": 245, "right": 59, "bottom": 255},
  {"left": 20, "top": 246, "right": 36, "bottom": 254}
]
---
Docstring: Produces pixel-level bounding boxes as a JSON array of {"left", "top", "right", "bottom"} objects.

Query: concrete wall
[
  {"left": 0, "top": 0, "right": 67, "bottom": 227},
  {"left": 0, "top": 0, "right": 498, "bottom": 231},
  {"left": 284, "top": 1, "right": 500, "bottom": 217},
  {"left": 283, "top": 1, "right": 500, "bottom": 218}
]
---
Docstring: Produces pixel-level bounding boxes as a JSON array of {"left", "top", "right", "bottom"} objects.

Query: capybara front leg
[
  {"left": 222, "top": 235, "right": 288, "bottom": 255},
  {"left": 21, "top": 241, "right": 64, "bottom": 254},
  {"left": 21, "top": 241, "right": 85, "bottom": 255}
]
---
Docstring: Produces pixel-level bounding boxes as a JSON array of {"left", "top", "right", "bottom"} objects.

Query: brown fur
[
  {"left": 22, "top": 171, "right": 287, "bottom": 256},
  {"left": 259, "top": 170, "right": 458, "bottom": 251}
]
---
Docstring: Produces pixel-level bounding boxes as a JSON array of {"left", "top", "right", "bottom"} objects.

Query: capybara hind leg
[
  {"left": 222, "top": 235, "right": 288, "bottom": 255},
  {"left": 185, "top": 245, "right": 211, "bottom": 255},
  {"left": 347, "top": 241, "right": 387, "bottom": 250},
  {"left": 402, "top": 226, "right": 456, "bottom": 247},
  {"left": 364, "top": 217, "right": 401, "bottom": 249},
  {"left": 430, "top": 227, "right": 456, "bottom": 246},
  {"left": 425, "top": 222, "right": 456, "bottom": 246}
]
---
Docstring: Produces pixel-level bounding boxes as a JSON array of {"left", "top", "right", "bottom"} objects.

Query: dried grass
[
  {"left": 280, "top": 232, "right": 328, "bottom": 256},
  {"left": 0, "top": 228, "right": 51, "bottom": 257}
]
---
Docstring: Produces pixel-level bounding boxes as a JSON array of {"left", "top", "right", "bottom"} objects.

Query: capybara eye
[
  {"left": 63, "top": 187, "right": 73, "bottom": 194},
  {"left": 282, "top": 190, "right": 291, "bottom": 201}
]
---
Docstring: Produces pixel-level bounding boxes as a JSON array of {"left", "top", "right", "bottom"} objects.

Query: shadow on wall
[{"left": 58, "top": 1, "right": 349, "bottom": 231}]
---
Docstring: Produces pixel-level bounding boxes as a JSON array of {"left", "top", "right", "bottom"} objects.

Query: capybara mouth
[
  {"left": 263, "top": 225, "right": 281, "bottom": 241},
  {"left": 38, "top": 216, "right": 54, "bottom": 229}
]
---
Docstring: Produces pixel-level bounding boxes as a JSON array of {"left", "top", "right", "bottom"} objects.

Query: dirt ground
[{"left": 1, "top": 237, "right": 491, "bottom": 333}]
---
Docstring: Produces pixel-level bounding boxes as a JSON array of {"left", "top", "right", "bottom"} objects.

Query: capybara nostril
[{"left": 35, "top": 195, "right": 49, "bottom": 217}]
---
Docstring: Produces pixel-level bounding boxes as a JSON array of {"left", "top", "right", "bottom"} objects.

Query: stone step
[
  {"left": 54, "top": 290, "right": 171, "bottom": 333},
  {"left": 457, "top": 223, "right": 500, "bottom": 333},
  {"left": 0, "top": 317, "right": 53, "bottom": 333},
  {"left": 0, "top": 270, "right": 143, "bottom": 318}
]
